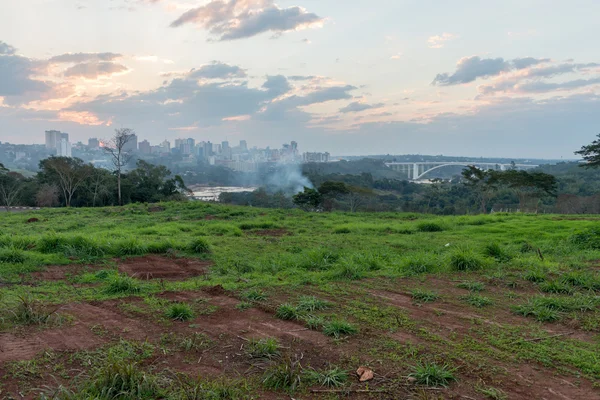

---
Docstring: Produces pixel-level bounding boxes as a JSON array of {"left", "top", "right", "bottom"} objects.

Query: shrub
[
  {"left": 276, "top": 304, "right": 300, "bottom": 320},
  {"left": 167, "top": 303, "right": 194, "bottom": 321},
  {"left": 104, "top": 275, "right": 141, "bottom": 295},
  {"left": 322, "top": 320, "right": 358, "bottom": 338},
  {"left": 304, "top": 366, "right": 348, "bottom": 388},
  {"left": 411, "top": 289, "right": 439, "bottom": 303},
  {"left": 417, "top": 222, "right": 444, "bottom": 232},
  {"left": 188, "top": 238, "right": 211, "bottom": 254},
  {"left": 449, "top": 248, "right": 484, "bottom": 271},
  {"left": 408, "top": 362, "right": 456, "bottom": 387},
  {"left": 247, "top": 338, "right": 280, "bottom": 359}
]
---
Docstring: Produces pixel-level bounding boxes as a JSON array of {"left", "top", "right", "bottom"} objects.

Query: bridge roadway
[{"left": 384, "top": 162, "right": 538, "bottom": 180}]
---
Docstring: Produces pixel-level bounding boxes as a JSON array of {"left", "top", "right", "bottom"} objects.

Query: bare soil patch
[
  {"left": 117, "top": 255, "right": 212, "bottom": 280},
  {"left": 29, "top": 264, "right": 101, "bottom": 281}
]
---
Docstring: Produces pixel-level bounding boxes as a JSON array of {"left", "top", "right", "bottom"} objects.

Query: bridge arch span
[{"left": 415, "top": 163, "right": 479, "bottom": 180}]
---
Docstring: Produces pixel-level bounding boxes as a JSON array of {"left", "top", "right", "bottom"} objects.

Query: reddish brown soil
[
  {"left": 26, "top": 217, "right": 40, "bottom": 223},
  {"left": 117, "top": 255, "right": 213, "bottom": 280},
  {"left": 29, "top": 264, "right": 101, "bottom": 281},
  {"left": 250, "top": 229, "right": 292, "bottom": 237}
]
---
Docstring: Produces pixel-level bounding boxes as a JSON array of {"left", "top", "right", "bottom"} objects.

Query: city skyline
[{"left": 0, "top": 1, "right": 599, "bottom": 158}]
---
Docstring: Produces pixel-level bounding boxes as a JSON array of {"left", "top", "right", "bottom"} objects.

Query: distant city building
[
  {"left": 57, "top": 138, "right": 72, "bottom": 157},
  {"left": 303, "top": 152, "right": 330, "bottom": 163},
  {"left": 138, "top": 140, "right": 151, "bottom": 154},
  {"left": 123, "top": 134, "right": 138, "bottom": 152},
  {"left": 45, "top": 130, "right": 69, "bottom": 150},
  {"left": 88, "top": 138, "right": 100, "bottom": 149},
  {"left": 160, "top": 140, "right": 171, "bottom": 153},
  {"left": 239, "top": 140, "right": 248, "bottom": 152}
]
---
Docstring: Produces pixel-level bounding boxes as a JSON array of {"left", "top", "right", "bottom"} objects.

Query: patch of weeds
[
  {"left": 244, "top": 289, "right": 267, "bottom": 302},
  {"left": 304, "top": 366, "right": 348, "bottom": 388},
  {"left": 297, "top": 296, "right": 330, "bottom": 312},
  {"left": 262, "top": 356, "right": 303, "bottom": 393},
  {"left": 400, "top": 254, "right": 437, "bottom": 275},
  {"left": 304, "top": 316, "right": 325, "bottom": 330},
  {"left": 416, "top": 222, "right": 444, "bottom": 232},
  {"left": 408, "top": 362, "right": 456, "bottom": 387},
  {"left": 104, "top": 275, "right": 141, "bottom": 295},
  {"left": 569, "top": 228, "right": 600, "bottom": 249},
  {"left": 296, "top": 248, "right": 340, "bottom": 271},
  {"left": 514, "top": 294, "right": 599, "bottom": 322},
  {"left": 477, "top": 386, "right": 508, "bottom": 400},
  {"left": 88, "top": 361, "right": 160, "bottom": 398},
  {"left": 179, "top": 333, "right": 211, "bottom": 352},
  {"left": 461, "top": 294, "right": 493, "bottom": 308},
  {"left": 166, "top": 303, "right": 194, "bottom": 321},
  {"left": 247, "top": 338, "right": 280, "bottom": 359},
  {"left": 188, "top": 238, "right": 211, "bottom": 254},
  {"left": 322, "top": 320, "right": 358, "bottom": 338},
  {"left": 483, "top": 242, "right": 511, "bottom": 262},
  {"left": 456, "top": 281, "right": 485, "bottom": 292},
  {"left": 7, "top": 295, "right": 60, "bottom": 326},
  {"left": 276, "top": 303, "right": 301, "bottom": 320},
  {"left": 449, "top": 247, "right": 485, "bottom": 271},
  {"left": 539, "top": 280, "right": 574, "bottom": 295},
  {"left": 236, "top": 301, "right": 252, "bottom": 311},
  {"left": 0, "top": 247, "right": 27, "bottom": 263},
  {"left": 332, "top": 263, "right": 368, "bottom": 281},
  {"left": 523, "top": 268, "right": 547, "bottom": 283},
  {"left": 333, "top": 227, "right": 351, "bottom": 234},
  {"left": 113, "top": 238, "right": 148, "bottom": 256},
  {"left": 411, "top": 289, "right": 439, "bottom": 303}
]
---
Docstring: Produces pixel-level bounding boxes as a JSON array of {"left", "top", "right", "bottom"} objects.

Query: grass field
[{"left": 1, "top": 202, "right": 600, "bottom": 399}]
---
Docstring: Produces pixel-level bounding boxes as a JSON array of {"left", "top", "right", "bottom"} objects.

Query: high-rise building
[
  {"left": 160, "top": 140, "right": 171, "bottom": 153},
  {"left": 138, "top": 140, "right": 151, "bottom": 154},
  {"left": 239, "top": 140, "right": 248, "bottom": 152},
  {"left": 88, "top": 138, "right": 100, "bottom": 149},
  {"left": 57, "top": 138, "right": 72, "bottom": 157},
  {"left": 45, "top": 130, "right": 68, "bottom": 150},
  {"left": 123, "top": 134, "right": 138, "bottom": 152}
]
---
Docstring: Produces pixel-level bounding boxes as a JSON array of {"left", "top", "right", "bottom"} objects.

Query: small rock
[
  {"left": 407, "top": 377, "right": 417, "bottom": 384},
  {"left": 356, "top": 366, "right": 374, "bottom": 382}
]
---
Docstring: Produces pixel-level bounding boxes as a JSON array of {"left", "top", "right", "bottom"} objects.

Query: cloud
[
  {"left": 0, "top": 41, "right": 16, "bottom": 55},
  {"left": 63, "top": 61, "right": 129, "bottom": 79},
  {"left": 0, "top": 48, "right": 53, "bottom": 103},
  {"left": 428, "top": 33, "right": 458, "bottom": 49},
  {"left": 512, "top": 77, "right": 600, "bottom": 94},
  {"left": 170, "top": 0, "right": 324, "bottom": 41},
  {"left": 512, "top": 57, "right": 550, "bottom": 70},
  {"left": 49, "top": 52, "right": 122, "bottom": 63},
  {"left": 339, "top": 101, "right": 384, "bottom": 113},
  {"left": 261, "top": 75, "right": 292, "bottom": 96},
  {"left": 433, "top": 56, "right": 510, "bottom": 85},
  {"left": 187, "top": 61, "right": 247, "bottom": 79}
]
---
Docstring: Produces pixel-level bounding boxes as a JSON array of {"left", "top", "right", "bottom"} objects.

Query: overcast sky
[{"left": 0, "top": 0, "right": 599, "bottom": 158}]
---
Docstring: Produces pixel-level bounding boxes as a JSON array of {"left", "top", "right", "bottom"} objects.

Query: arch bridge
[{"left": 384, "top": 162, "right": 538, "bottom": 181}]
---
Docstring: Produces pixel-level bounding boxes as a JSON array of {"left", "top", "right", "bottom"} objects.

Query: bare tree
[
  {"left": 104, "top": 128, "right": 136, "bottom": 205},
  {"left": 0, "top": 164, "right": 23, "bottom": 211},
  {"left": 40, "top": 157, "right": 91, "bottom": 207}
]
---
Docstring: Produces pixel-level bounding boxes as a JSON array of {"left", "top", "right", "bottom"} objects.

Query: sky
[{"left": 0, "top": 0, "right": 599, "bottom": 158}]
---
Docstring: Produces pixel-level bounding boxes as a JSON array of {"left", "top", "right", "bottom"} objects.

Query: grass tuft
[
  {"left": 104, "top": 275, "right": 141, "bottom": 295},
  {"left": 246, "top": 338, "right": 280, "bottom": 359},
  {"left": 276, "top": 304, "right": 301, "bottom": 320},
  {"left": 408, "top": 362, "right": 456, "bottom": 387},
  {"left": 322, "top": 320, "right": 358, "bottom": 338},
  {"left": 166, "top": 303, "right": 194, "bottom": 321},
  {"left": 411, "top": 289, "right": 439, "bottom": 303},
  {"left": 449, "top": 247, "right": 484, "bottom": 271}
]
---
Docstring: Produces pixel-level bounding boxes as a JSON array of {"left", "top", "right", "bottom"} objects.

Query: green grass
[
  {"left": 246, "top": 338, "right": 280, "bottom": 359},
  {"left": 166, "top": 303, "right": 194, "bottom": 321},
  {"left": 411, "top": 288, "right": 439, "bottom": 303},
  {"left": 3, "top": 202, "right": 600, "bottom": 397},
  {"left": 408, "top": 362, "right": 456, "bottom": 387}
]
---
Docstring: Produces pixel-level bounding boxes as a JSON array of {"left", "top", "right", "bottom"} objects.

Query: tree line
[{"left": 0, "top": 129, "right": 189, "bottom": 210}]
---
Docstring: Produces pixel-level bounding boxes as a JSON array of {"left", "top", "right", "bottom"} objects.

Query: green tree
[
  {"left": 39, "top": 157, "right": 92, "bottom": 207},
  {"left": 461, "top": 166, "right": 498, "bottom": 213},
  {"left": 575, "top": 133, "right": 600, "bottom": 167},
  {"left": 293, "top": 187, "right": 322, "bottom": 211},
  {"left": 0, "top": 163, "right": 24, "bottom": 210}
]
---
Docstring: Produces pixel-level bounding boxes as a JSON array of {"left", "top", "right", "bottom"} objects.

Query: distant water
[{"left": 192, "top": 186, "right": 257, "bottom": 202}]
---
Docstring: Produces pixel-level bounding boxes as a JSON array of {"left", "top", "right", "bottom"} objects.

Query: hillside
[{"left": 1, "top": 203, "right": 600, "bottom": 399}]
